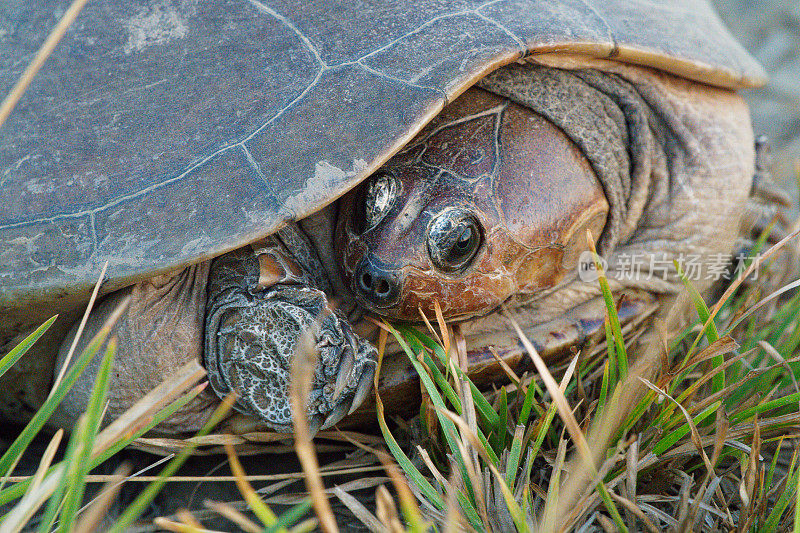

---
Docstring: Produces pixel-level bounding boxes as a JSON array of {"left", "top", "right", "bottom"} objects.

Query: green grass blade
[
  {"left": 0, "top": 316, "right": 57, "bottom": 379},
  {"left": 400, "top": 325, "right": 503, "bottom": 430},
  {"left": 767, "top": 292, "right": 800, "bottom": 347},
  {"left": 795, "top": 453, "right": 800, "bottom": 533},
  {"left": 493, "top": 387, "right": 508, "bottom": 453},
  {"left": 390, "top": 326, "right": 483, "bottom": 462},
  {"left": 620, "top": 391, "right": 656, "bottom": 437},
  {"left": 528, "top": 404, "right": 557, "bottom": 462},
  {"left": 422, "top": 353, "right": 462, "bottom": 413},
  {"left": 390, "top": 324, "right": 495, "bottom": 511},
  {"left": 488, "top": 464, "right": 529, "bottom": 533},
  {"left": 598, "top": 360, "right": 610, "bottom": 415},
  {"left": 264, "top": 500, "right": 313, "bottom": 533},
  {"left": 36, "top": 340, "right": 116, "bottom": 533},
  {"left": 0, "top": 325, "right": 108, "bottom": 477},
  {"left": 505, "top": 425, "right": 524, "bottom": 489},
  {"left": 372, "top": 336, "right": 445, "bottom": 513},
  {"left": 675, "top": 262, "right": 720, "bottom": 343},
  {"left": 729, "top": 391, "right": 800, "bottom": 425},
  {"left": 376, "top": 404, "right": 444, "bottom": 510},
  {"left": 517, "top": 378, "right": 541, "bottom": 427},
  {"left": 89, "top": 383, "right": 204, "bottom": 466},
  {"left": 36, "top": 428, "right": 79, "bottom": 532},
  {"left": 455, "top": 492, "right": 484, "bottom": 531},
  {"left": 592, "top": 251, "right": 628, "bottom": 379},
  {"left": 0, "top": 381, "right": 205, "bottom": 509},
  {"left": 107, "top": 395, "right": 234, "bottom": 532},
  {"left": 56, "top": 338, "right": 116, "bottom": 532},
  {"left": 0, "top": 317, "right": 57, "bottom": 495},
  {"left": 596, "top": 483, "right": 628, "bottom": 533},
  {"left": 675, "top": 262, "right": 724, "bottom": 394},
  {"left": 604, "top": 319, "right": 617, "bottom": 387},
  {"left": 392, "top": 335, "right": 479, "bottom": 503},
  {"left": 765, "top": 437, "right": 785, "bottom": 493},
  {"left": 521, "top": 449, "right": 535, "bottom": 500},
  {"left": 763, "top": 449, "right": 798, "bottom": 531},
  {"left": 475, "top": 425, "right": 500, "bottom": 467},
  {"left": 466, "top": 381, "right": 500, "bottom": 430},
  {"left": 651, "top": 403, "right": 719, "bottom": 456}
]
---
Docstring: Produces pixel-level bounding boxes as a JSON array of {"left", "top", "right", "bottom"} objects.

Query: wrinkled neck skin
[
  {"left": 327, "top": 60, "right": 753, "bottom": 339},
  {"left": 481, "top": 59, "right": 753, "bottom": 305}
]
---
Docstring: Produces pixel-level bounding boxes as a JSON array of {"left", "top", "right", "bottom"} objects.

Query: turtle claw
[
  {"left": 306, "top": 414, "right": 324, "bottom": 438},
  {"left": 751, "top": 180, "right": 792, "bottom": 209},
  {"left": 333, "top": 350, "right": 355, "bottom": 401},
  {"left": 321, "top": 400, "right": 351, "bottom": 430},
  {"left": 349, "top": 370, "right": 374, "bottom": 415},
  {"left": 740, "top": 135, "right": 792, "bottom": 247},
  {"left": 204, "top": 249, "right": 377, "bottom": 433}
]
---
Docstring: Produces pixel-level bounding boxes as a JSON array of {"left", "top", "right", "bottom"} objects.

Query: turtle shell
[{"left": 0, "top": 0, "right": 763, "bottom": 308}]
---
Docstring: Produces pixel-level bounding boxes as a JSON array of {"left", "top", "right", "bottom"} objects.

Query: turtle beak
[{"left": 352, "top": 254, "right": 401, "bottom": 309}]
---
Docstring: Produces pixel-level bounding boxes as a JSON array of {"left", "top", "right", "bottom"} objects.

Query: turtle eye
[
  {"left": 427, "top": 209, "right": 483, "bottom": 273},
  {"left": 358, "top": 172, "right": 399, "bottom": 233}
]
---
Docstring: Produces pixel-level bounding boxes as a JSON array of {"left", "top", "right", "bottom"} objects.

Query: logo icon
[{"left": 577, "top": 251, "right": 607, "bottom": 282}]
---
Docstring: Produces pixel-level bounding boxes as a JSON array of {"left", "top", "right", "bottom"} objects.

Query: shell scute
[{"left": 0, "top": 0, "right": 763, "bottom": 304}]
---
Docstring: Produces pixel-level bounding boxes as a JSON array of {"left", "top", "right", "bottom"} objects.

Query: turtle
[{"left": 0, "top": 0, "right": 782, "bottom": 434}]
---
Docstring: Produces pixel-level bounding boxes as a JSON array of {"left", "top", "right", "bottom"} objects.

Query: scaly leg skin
[
  {"left": 204, "top": 226, "right": 376, "bottom": 434},
  {"left": 52, "top": 263, "right": 219, "bottom": 433}
]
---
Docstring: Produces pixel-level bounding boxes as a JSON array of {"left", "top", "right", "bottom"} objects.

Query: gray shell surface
[{"left": 0, "top": 0, "right": 763, "bottom": 306}]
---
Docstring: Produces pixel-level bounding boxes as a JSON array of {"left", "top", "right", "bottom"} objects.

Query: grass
[
  {"left": 0, "top": 262, "right": 328, "bottom": 531},
  {"left": 3, "top": 230, "right": 800, "bottom": 532},
  {"left": 363, "top": 226, "right": 800, "bottom": 532},
  {"left": 4, "top": 229, "right": 800, "bottom": 532}
]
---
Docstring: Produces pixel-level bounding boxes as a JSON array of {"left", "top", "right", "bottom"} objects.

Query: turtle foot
[{"left": 204, "top": 250, "right": 376, "bottom": 433}]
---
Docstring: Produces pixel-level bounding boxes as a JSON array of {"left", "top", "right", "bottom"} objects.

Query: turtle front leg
[
  {"left": 204, "top": 228, "right": 376, "bottom": 433},
  {"left": 53, "top": 263, "right": 219, "bottom": 433}
]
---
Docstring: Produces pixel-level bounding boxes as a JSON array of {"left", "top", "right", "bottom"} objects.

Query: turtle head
[{"left": 336, "top": 87, "right": 609, "bottom": 322}]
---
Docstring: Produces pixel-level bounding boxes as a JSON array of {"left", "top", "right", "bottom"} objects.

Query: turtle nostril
[
  {"left": 359, "top": 272, "right": 373, "bottom": 291},
  {"left": 376, "top": 279, "right": 390, "bottom": 297},
  {"left": 353, "top": 258, "right": 400, "bottom": 308}
]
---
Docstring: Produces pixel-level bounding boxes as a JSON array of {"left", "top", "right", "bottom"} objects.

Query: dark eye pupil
[
  {"left": 427, "top": 211, "right": 482, "bottom": 272},
  {"left": 456, "top": 227, "right": 472, "bottom": 250},
  {"left": 444, "top": 222, "right": 478, "bottom": 265}
]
